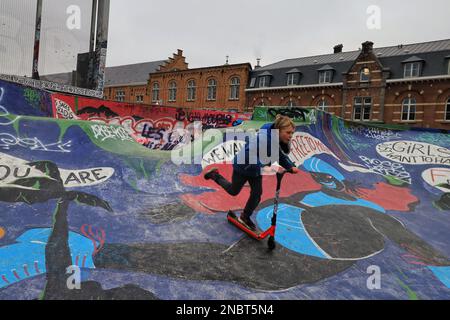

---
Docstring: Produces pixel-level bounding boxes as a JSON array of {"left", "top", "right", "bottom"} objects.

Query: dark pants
[{"left": 212, "top": 170, "right": 262, "bottom": 217}]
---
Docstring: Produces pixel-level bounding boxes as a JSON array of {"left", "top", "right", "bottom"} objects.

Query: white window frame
[
  {"left": 258, "top": 76, "right": 267, "bottom": 88},
  {"left": 353, "top": 97, "right": 372, "bottom": 121},
  {"left": 404, "top": 62, "right": 421, "bottom": 78},
  {"left": 115, "top": 90, "right": 125, "bottom": 102},
  {"left": 187, "top": 80, "right": 196, "bottom": 101},
  {"left": 447, "top": 60, "right": 450, "bottom": 75},
  {"left": 249, "top": 78, "right": 256, "bottom": 88},
  {"left": 207, "top": 79, "right": 217, "bottom": 101},
  {"left": 318, "top": 100, "right": 328, "bottom": 111},
  {"left": 168, "top": 81, "right": 177, "bottom": 102},
  {"left": 136, "top": 95, "right": 144, "bottom": 103},
  {"left": 360, "top": 68, "right": 370, "bottom": 82},
  {"left": 445, "top": 98, "right": 450, "bottom": 121},
  {"left": 152, "top": 83, "right": 160, "bottom": 102},
  {"left": 402, "top": 98, "right": 416, "bottom": 121},
  {"left": 287, "top": 100, "right": 295, "bottom": 107},
  {"left": 287, "top": 73, "right": 298, "bottom": 86},
  {"left": 230, "top": 77, "right": 240, "bottom": 100},
  {"left": 319, "top": 71, "right": 332, "bottom": 84}
]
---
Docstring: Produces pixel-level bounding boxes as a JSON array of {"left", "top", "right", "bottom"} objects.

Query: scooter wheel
[{"left": 268, "top": 237, "right": 276, "bottom": 250}]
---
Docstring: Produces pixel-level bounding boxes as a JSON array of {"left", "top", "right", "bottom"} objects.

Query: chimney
[
  {"left": 333, "top": 44, "right": 343, "bottom": 54},
  {"left": 177, "top": 49, "right": 183, "bottom": 56},
  {"left": 361, "top": 41, "right": 374, "bottom": 54},
  {"left": 255, "top": 58, "right": 261, "bottom": 69}
]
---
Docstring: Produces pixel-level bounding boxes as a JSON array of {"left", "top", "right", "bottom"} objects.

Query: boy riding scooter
[{"left": 204, "top": 115, "right": 299, "bottom": 231}]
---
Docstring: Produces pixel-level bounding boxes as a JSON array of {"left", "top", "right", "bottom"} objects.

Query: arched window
[
  {"left": 360, "top": 68, "right": 370, "bottom": 82},
  {"left": 207, "top": 79, "right": 217, "bottom": 101},
  {"left": 446, "top": 98, "right": 450, "bottom": 121},
  {"left": 229, "top": 77, "right": 240, "bottom": 100},
  {"left": 187, "top": 80, "right": 196, "bottom": 101},
  {"left": 318, "top": 100, "right": 328, "bottom": 111},
  {"left": 168, "top": 81, "right": 177, "bottom": 102},
  {"left": 402, "top": 98, "right": 416, "bottom": 121},
  {"left": 152, "top": 82, "right": 160, "bottom": 102}
]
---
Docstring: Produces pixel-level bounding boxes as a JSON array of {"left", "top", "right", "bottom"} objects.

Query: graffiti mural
[
  {"left": 0, "top": 79, "right": 53, "bottom": 117},
  {"left": 176, "top": 110, "right": 450, "bottom": 296},
  {"left": 51, "top": 93, "right": 251, "bottom": 151},
  {"left": 0, "top": 81, "right": 450, "bottom": 300}
]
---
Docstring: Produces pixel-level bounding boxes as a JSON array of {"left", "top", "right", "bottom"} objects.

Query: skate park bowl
[{"left": 0, "top": 78, "right": 449, "bottom": 300}]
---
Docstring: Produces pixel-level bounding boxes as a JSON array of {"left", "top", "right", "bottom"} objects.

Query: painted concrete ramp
[{"left": 0, "top": 83, "right": 449, "bottom": 299}]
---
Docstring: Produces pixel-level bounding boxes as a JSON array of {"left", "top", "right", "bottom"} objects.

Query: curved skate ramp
[{"left": 0, "top": 81, "right": 449, "bottom": 299}]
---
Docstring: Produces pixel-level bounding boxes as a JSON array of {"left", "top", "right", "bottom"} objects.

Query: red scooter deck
[{"left": 227, "top": 211, "right": 274, "bottom": 240}]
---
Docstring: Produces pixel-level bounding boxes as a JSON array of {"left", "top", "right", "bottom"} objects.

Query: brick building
[
  {"left": 103, "top": 60, "right": 164, "bottom": 104},
  {"left": 102, "top": 50, "right": 251, "bottom": 112},
  {"left": 246, "top": 39, "right": 450, "bottom": 129},
  {"left": 147, "top": 50, "right": 251, "bottom": 112}
]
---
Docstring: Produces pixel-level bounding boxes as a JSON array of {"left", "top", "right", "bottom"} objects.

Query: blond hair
[{"left": 274, "top": 114, "right": 295, "bottom": 130}]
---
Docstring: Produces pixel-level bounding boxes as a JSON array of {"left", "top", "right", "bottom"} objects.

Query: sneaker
[
  {"left": 239, "top": 214, "right": 257, "bottom": 231},
  {"left": 204, "top": 167, "right": 219, "bottom": 180}
]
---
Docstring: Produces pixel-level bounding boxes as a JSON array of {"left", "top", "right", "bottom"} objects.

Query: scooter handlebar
[{"left": 275, "top": 168, "right": 295, "bottom": 189}]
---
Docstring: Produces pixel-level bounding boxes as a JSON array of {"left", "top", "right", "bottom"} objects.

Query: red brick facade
[
  {"left": 147, "top": 51, "right": 251, "bottom": 112},
  {"left": 247, "top": 42, "right": 450, "bottom": 130}
]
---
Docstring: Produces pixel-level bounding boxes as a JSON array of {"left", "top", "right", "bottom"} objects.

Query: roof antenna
[{"left": 225, "top": 55, "right": 229, "bottom": 65}]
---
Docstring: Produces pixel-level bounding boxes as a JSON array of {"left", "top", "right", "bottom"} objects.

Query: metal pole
[
  {"left": 32, "top": 0, "right": 43, "bottom": 79},
  {"left": 89, "top": 0, "right": 98, "bottom": 53},
  {"left": 93, "top": 0, "right": 110, "bottom": 91}
]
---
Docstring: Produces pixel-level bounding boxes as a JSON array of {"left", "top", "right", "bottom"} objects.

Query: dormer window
[
  {"left": 319, "top": 71, "right": 332, "bottom": 84},
  {"left": 402, "top": 56, "right": 424, "bottom": 78},
  {"left": 286, "top": 68, "right": 301, "bottom": 86},
  {"left": 360, "top": 68, "right": 370, "bottom": 82},
  {"left": 259, "top": 76, "right": 268, "bottom": 88},
  {"left": 447, "top": 56, "right": 450, "bottom": 75},
  {"left": 287, "top": 73, "right": 297, "bottom": 86},
  {"left": 317, "top": 65, "right": 334, "bottom": 84},
  {"left": 258, "top": 71, "right": 272, "bottom": 88},
  {"left": 404, "top": 62, "right": 421, "bottom": 78}
]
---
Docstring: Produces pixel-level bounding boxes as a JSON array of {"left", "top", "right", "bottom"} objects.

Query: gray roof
[
  {"left": 256, "top": 39, "right": 450, "bottom": 71},
  {"left": 41, "top": 60, "right": 165, "bottom": 87},
  {"left": 40, "top": 72, "right": 73, "bottom": 84},
  {"left": 104, "top": 60, "right": 165, "bottom": 86},
  {"left": 249, "top": 39, "right": 450, "bottom": 88}
]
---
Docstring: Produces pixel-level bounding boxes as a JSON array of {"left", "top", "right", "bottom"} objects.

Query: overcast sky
[{"left": 106, "top": 0, "right": 450, "bottom": 69}]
